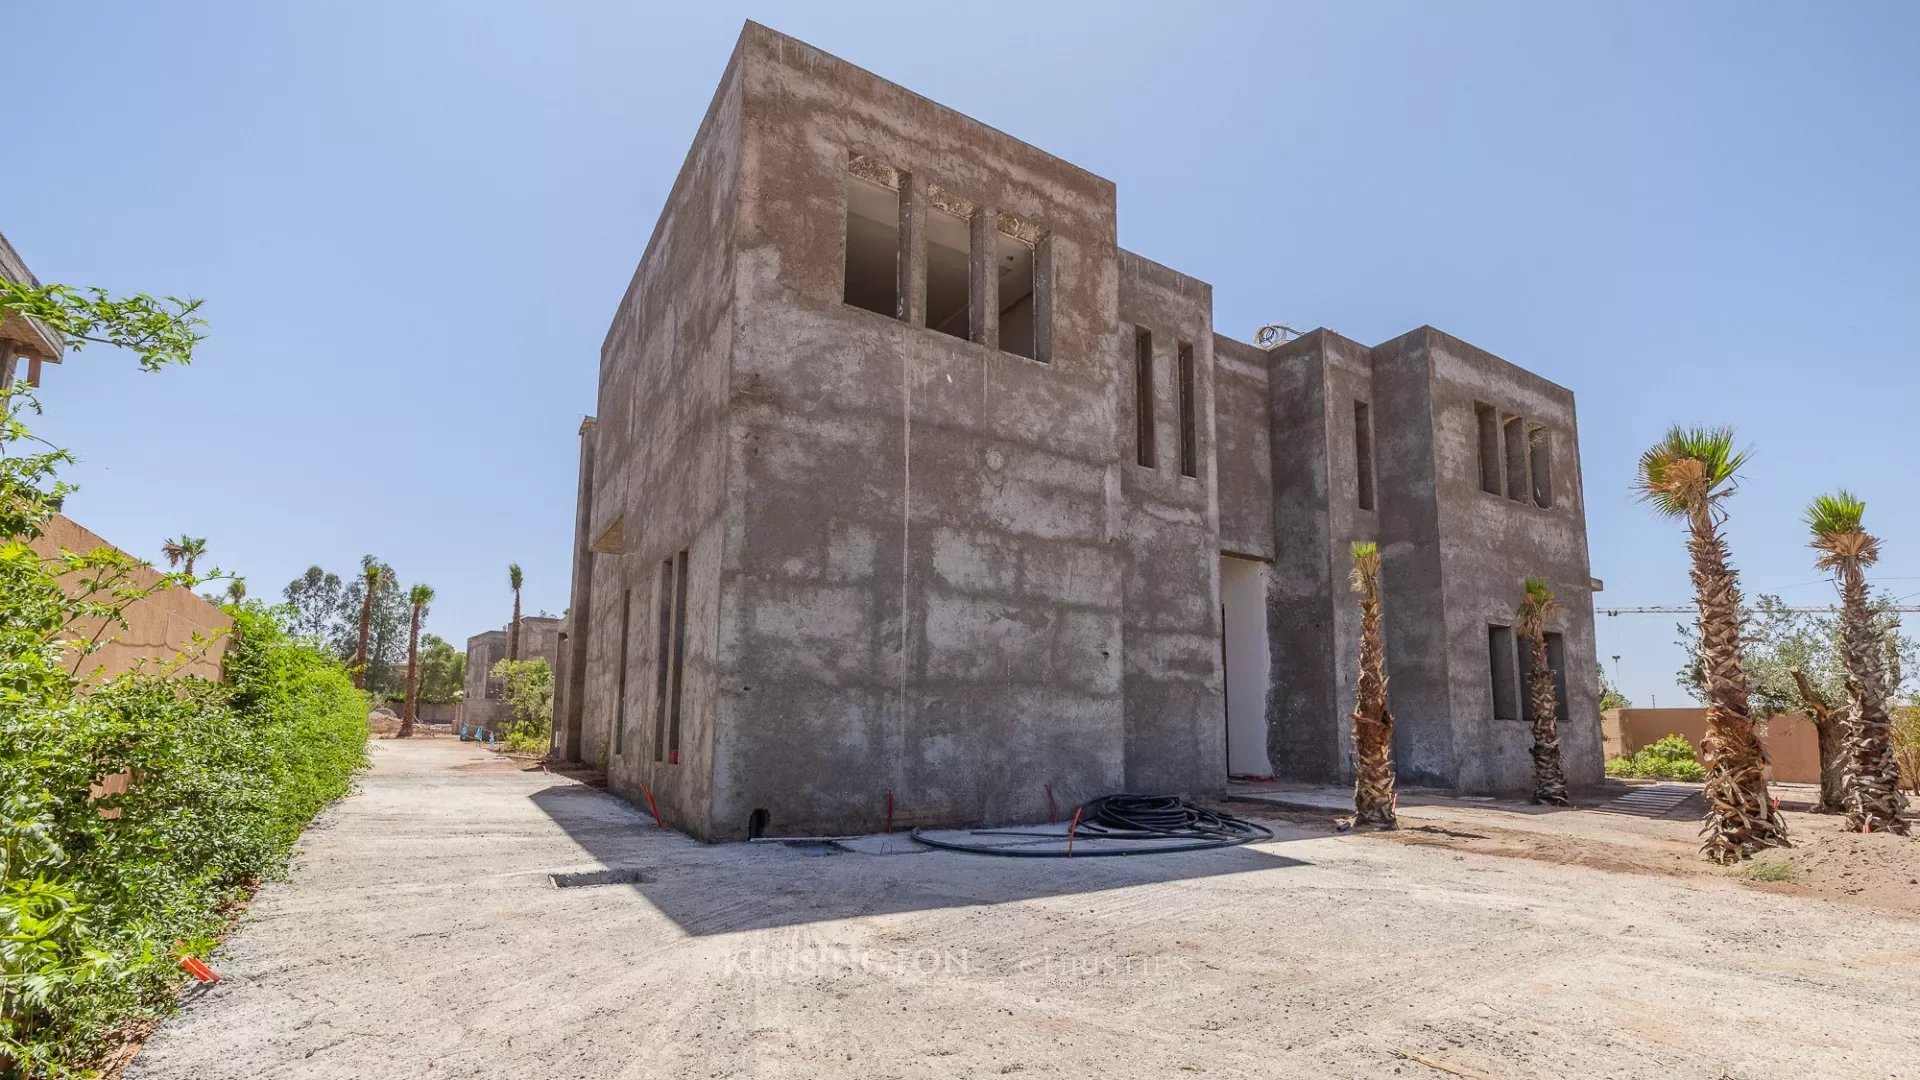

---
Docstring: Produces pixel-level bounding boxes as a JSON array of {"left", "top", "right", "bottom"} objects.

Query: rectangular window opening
[
  {"left": 1353, "top": 400, "right": 1375, "bottom": 511},
  {"left": 1488, "top": 624, "right": 1520, "bottom": 722},
  {"left": 996, "top": 228, "right": 1038, "bottom": 360},
  {"left": 1475, "top": 403, "right": 1501, "bottom": 495},
  {"left": 924, "top": 200, "right": 972, "bottom": 340},
  {"left": 843, "top": 165, "right": 901, "bottom": 319},
  {"left": 665, "top": 548, "right": 690, "bottom": 764},
  {"left": 1503, "top": 415, "right": 1528, "bottom": 502},
  {"left": 652, "top": 559, "right": 673, "bottom": 761},
  {"left": 1528, "top": 426, "right": 1554, "bottom": 508},
  {"left": 1177, "top": 342, "right": 1197, "bottom": 478},
  {"left": 1134, "top": 328, "right": 1156, "bottom": 469},
  {"left": 614, "top": 588, "right": 632, "bottom": 755}
]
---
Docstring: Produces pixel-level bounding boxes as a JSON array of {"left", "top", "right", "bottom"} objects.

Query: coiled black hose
[{"left": 910, "top": 793, "right": 1273, "bottom": 857}]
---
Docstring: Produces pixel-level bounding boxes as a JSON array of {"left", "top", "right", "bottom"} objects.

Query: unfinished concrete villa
[{"left": 551, "top": 23, "right": 1601, "bottom": 841}]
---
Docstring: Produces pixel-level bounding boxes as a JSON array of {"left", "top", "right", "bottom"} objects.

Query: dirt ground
[
  {"left": 1223, "top": 785, "right": 1920, "bottom": 918},
  {"left": 125, "top": 740, "right": 1920, "bottom": 1080}
]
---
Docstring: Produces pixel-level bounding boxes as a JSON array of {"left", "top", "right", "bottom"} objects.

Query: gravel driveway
[{"left": 126, "top": 738, "right": 1920, "bottom": 1079}]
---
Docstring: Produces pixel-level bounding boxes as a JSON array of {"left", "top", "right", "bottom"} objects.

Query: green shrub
[
  {"left": 0, "top": 279, "right": 357, "bottom": 1074},
  {"left": 0, "top": 595, "right": 367, "bottom": 1075},
  {"left": 490, "top": 658, "right": 553, "bottom": 755},
  {"left": 1604, "top": 734, "right": 1706, "bottom": 781}
]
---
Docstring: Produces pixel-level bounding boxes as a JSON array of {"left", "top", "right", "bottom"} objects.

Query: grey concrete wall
[
  {"left": 1214, "top": 336, "right": 1274, "bottom": 562},
  {"left": 462, "top": 618, "right": 563, "bottom": 734},
  {"left": 555, "top": 418, "right": 596, "bottom": 760},
  {"left": 1115, "top": 251, "right": 1223, "bottom": 796},
  {"left": 711, "top": 22, "right": 1129, "bottom": 840},
  {"left": 1421, "top": 329, "right": 1603, "bottom": 791},
  {"left": 1264, "top": 331, "right": 1375, "bottom": 783},
  {"left": 574, "top": 35, "right": 745, "bottom": 837},
  {"left": 1368, "top": 330, "right": 1457, "bottom": 787},
  {"left": 564, "top": 21, "right": 1604, "bottom": 838}
]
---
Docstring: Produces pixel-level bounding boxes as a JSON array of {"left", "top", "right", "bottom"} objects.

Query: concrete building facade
[
  {"left": 554, "top": 24, "right": 1602, "bottom": 840},
  {"left": 460, "top": 616, "right": 561, "bottom": 734}
]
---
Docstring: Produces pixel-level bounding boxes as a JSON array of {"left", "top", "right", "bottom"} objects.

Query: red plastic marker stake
[
  {"left": 1046, "top": 784, "right": 1058, "bottom": 823},
  {"left": 639, "top": 781, "right": 664, "bottom": 828},
  {"left": 1066, "top": 806, "right": 1083, "bottom": 858},
  {"left": 885, "top": 789, "right": 895, "bottom": 834},
  {"left": 179, "top": 956, "right": 220, "bottom": 983}
]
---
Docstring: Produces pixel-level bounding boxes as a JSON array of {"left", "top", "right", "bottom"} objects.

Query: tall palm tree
[
  {"left": 1805, "top": 491, "right": 1909, "bottom": 834},
  {"left": 224, "top": 578, "right": 247, "bottom": 605},
  {"left": 400, "top": 583, "right": 434, "bottom": 739},
  {"left": 1515, "top": 577, "right": 1570, "bottom": 806},
  {"left": 162, "top": 535, "right": 208, "bottom": 577},
  {"left": 1635, "top": 426, "right": 1787, "bottom": 862},
  {"left": 507, "top": 563, "right": 524, "bottom": 661},
  {"left": 352, "top": 560, "right": 381, "bottom": 691},
  {"left": 1349, "top": 542, "right": 1396, "bottom": 828}
]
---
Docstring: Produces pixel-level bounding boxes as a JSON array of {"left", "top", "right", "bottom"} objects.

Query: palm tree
[
  {"left": 352, "top": 560, "right": 381, "bottom": 691},
  {"left": 1805, "top": 491, "right": 1909, "bottom": 834},
  {"left": 400, "top": 583, "right": 434, "bottom": 739},
  {"left": 507, "top": 563, "right": 524, "bottom": 661},
  {"left": 1635, "top": 426, "right": 1787, "bottom": 862},
  {"left": 1349, "top": 542, "right": 1396, "bottom": 828},
  {"left": 162, "top": 535, "right": 208, "bottom": 577},
  {"left": 224, "top": 578, "right": 247, "bottom": 605},
  {"left": 1515, "top": 577, "right": 1569, "bottom": 806}
]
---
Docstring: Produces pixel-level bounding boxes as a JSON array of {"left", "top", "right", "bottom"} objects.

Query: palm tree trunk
[
  {"left": 1789, "top": 667, "right": 1847, "bottom": 813},
  {"left": 399, "top": 605, "right": 421, "bottom": 739},
  {"left": 1352, "top": 567, "right": 1396, "bottom": 827},
  {"left": 1687, "top": 506, "right": 1789, "bottom": 862},
  {"left": 352, "top": 589, "right": 375, "bottom": 691},
  {"left": 509, "top": 591, "right": 522, "bottom": 662},
  {"left": 1525, "top": 629, "right": 1569, "bottom": 805},
  {"left": 1835, "top": 564, "right": 1909, "bottom": 834}
]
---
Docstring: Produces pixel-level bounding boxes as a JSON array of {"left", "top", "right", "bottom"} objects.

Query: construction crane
[{"left": 1599, "top": 605, "right": 1920, "bottom": 616}]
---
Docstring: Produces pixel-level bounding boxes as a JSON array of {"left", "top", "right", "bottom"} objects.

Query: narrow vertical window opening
[
  {"left": 1353, "top": 400, "right": 1375, "bottom": 511},
  {"left": 924, "top": 194, "right": 972, "bottom": 340},
  {"left": 1503, "top": 415, "right": 1528, "bottom": 502},
  {"left": 1134, "top": 328, "right": 1156, "bottom": 469},
  {"left": 1488, "top": 624, "right": 1519, "bottom": 722},
  {"left": 666, "top": 548, "right": 690, "bottom": 764},
  {"left": 1177, "top": 342, "right": 1198, "bottom": 478},
  {"left": 1475, "top": 403, "right": 1501, "bottom": 495},
  {"left": 652, "top": 558, "right": 673, "bottom": 761},
  {"left": 842, "top": 159, "right": 902, "bottom": 319},
  {"left": 1529, "top": 426, "right": 1554, "bottom": 508},
  {"left": 614, "top": 588, "right": 632, "bottom": 755}
]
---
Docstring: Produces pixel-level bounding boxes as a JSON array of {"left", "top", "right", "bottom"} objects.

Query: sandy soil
[{"left": 125, "top": 741, "right": 1920, "bottom": 1080}]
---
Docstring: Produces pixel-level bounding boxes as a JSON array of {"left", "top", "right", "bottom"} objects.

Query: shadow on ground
[{"left": 528, "top": 783, "right": 1311, "bottom": 937}]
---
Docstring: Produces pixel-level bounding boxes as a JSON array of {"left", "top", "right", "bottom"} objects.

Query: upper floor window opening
[{"left": 843, "top": 156, "right": 903, "bottom": 319}]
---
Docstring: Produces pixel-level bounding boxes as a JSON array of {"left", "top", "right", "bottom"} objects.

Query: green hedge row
[{"left": 1, "top": 601, "right": 367, "bottom": 1077}]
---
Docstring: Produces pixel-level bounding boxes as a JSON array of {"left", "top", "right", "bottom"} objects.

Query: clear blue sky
[{"left": 7, "top": 2, "right": 1917, "bottom": 708}]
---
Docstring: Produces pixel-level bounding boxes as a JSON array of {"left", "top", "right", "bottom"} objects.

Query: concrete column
[
  {"left": 898, "top": 174, "right": 927, "bottom": 327},
  {"left": 557, "top": 416, "right": 597, "bottom": 762},
  {"left": 25, "top": 355, "right": 41, "bottom": 388},
  {"left": 0, "top": 342, "right": 15, "bottom": 391},
  {"left": 969, "top": 210, "right": 997, "bottom": 348},
  {"left": 1032, "top": 233, "right": 1055, "bottom": 365}
]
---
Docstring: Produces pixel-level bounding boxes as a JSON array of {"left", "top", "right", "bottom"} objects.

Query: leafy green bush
[
  {"left": 491, "top": 658, "right": 553, "bottom": 754},
  {"left": 1, "top": 602, "right": 367, "bottom": 1076},
  {"left": 1604, "top": 734, "right": 1707, "bottom": 781},
  {"left": 1, "top": 282, "right": 365, "bottom": 1076}
]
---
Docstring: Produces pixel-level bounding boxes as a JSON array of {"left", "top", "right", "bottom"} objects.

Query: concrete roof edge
[{"left": 740, "top": 20, "right": 1117, "bottom": 196}]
